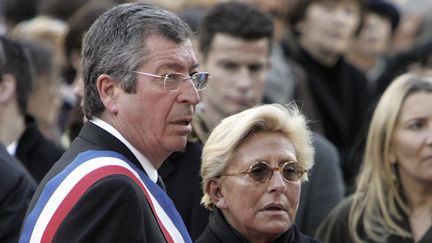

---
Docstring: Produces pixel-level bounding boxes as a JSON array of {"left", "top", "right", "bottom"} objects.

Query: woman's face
[
  {"left": 213, "top": 132, "right": 301, "bottom": 242},
  {"left": 390, "top": 92, "right": 432, "bottom": 187},
  {"left": 297, "top": 0, "right": 360, "bottom": 56}
]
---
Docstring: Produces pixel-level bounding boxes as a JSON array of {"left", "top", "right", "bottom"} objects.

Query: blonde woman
[
  {"left": 198, "top": 103, "right": 321, "bottom": 242},
  {"left": 316, "top": 70, "right": 432, "bottom": 243}
]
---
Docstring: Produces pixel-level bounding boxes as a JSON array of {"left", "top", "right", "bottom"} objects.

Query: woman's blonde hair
[
  {"left": 349, "top": 70, "right": 432, "bottom": 242},
  {"left": 200, "top": 103, "right": 314, "bottom": 210}
]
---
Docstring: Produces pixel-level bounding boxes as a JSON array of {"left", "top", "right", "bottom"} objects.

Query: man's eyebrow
[
  {"left": 158, "top": 63, "right": 184, "bottom": 71},
  {"left": 157, "top": 62, "right": 200, "bottom": 71}
]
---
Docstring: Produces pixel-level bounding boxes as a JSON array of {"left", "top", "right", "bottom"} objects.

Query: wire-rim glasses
[
  {"left": 221, "top": 161, "right": 307, "bottom": 183},
  {"left": 134, "top": 71, "right": 210, "bottom": 91}
]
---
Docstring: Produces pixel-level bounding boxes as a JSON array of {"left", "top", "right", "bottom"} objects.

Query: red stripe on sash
[{"left": 40, "top": 165, "right": 174, "bottom": 243}]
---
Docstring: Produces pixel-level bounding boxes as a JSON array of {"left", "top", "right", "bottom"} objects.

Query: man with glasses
[
  {"left": 19, "top": 3, "right": 209, "bottom": 243},
  {"left": 0, "top": 37, "right": 37, "bottom": 243}
]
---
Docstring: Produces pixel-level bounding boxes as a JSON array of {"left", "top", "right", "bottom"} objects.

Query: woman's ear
[{"left": 206, "top": 179, "right": 227, "bottom": 209}]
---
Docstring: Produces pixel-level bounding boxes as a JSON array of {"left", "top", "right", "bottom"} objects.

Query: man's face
[
  {"left": 201, "top": 33, "right": 270, "bottom": 119},
  {"left": 115, "top": 35, "right": 200, "bottom": 164}
]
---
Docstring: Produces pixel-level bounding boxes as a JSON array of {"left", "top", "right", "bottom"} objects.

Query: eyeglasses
[
  {"left": 221, "top": 161, "right": 307, "bottom": 183},
  {"left": 134, "top": 71, "right": 210, "bottom": 91}
]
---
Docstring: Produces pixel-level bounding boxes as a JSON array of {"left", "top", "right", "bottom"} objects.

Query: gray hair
[{"left": 82, "top": 3, "right": 192, "bottom": 119}]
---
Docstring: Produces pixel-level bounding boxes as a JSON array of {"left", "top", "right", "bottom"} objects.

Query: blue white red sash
[{"left": 19, "top": 150, "right": 192, "bottom": 243}]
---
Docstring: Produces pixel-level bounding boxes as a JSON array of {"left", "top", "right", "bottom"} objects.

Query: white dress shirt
[{"left": 90, "top": 117, "right": 158, "bottom": 183}]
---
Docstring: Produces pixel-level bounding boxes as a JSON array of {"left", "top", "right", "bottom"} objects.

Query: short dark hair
[
  {"left": 82, "top": 3, "right": 192, "bottom": 119},
  {"left": 63, "top": 0, "right": 116, "bottom": 83},
  {"left": 198, "top": 2, "right": 274, "bottom": 60},
  {"left": 289, "top": 0, "right": 364, "bottom": 36},
  {"left": 0, "top": 37, "right": 33, "bottom": 115},
  {"left": 365, "top": 0, "right": 400, "bottom": 33}
]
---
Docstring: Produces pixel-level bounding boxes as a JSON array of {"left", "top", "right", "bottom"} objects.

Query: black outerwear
[
  {"left": 196, "top": 209, "right": 322, "bottom": 243},
  {"left": 287, "top": 45, "right": 370, "bottom": 188},
  {"left": 316, "top": 196, "right": 432, "bottom": 243},
  {"left": 22, "top": 122, "right": 169, "bottom": 242},
  {"left": 15, "top": 115, "right": 65, "bottom": 182},
  {"left": 159, "top": 142, "right": 210, "bottom": 241},
  {"left": 0, "top": 143, "right": 36, "bottom": 243}
]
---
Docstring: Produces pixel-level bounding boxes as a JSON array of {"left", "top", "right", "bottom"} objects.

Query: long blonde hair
[{"left": 349, "top": 70, "right": 432, "bottom": 242}]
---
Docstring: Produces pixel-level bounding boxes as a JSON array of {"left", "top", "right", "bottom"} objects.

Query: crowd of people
[{"left": 0, "top": 0, "right": 430, "bottom": 242}]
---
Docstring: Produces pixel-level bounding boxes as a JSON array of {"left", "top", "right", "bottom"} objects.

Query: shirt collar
[
  {"left": 90, "top": 117, "right": 158, "bottom": 183},
  {"left": 6, "top": 140, "right": 18, "bottom": 156}
]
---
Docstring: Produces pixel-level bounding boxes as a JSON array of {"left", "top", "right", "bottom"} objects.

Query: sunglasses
[{"left": 221, "top": 161, "right": 307, "bottom": 183}]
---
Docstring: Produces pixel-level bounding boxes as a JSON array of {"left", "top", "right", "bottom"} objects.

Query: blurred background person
[
  {"left": 0, "top": 36, "right": 64, "bottom": 183},
  {"left": 61, "top": 0, "right": 117, "bottom": 147},
  {"left": 0, "top": 34, "right": 36, "bottom": 243},
  {"left": 244, "top": 0, "right": 303, "bottom": 104},
  {"left": 281, "top": 0, "right": 370, "bottom": 191},
  {"left": 10, "top": 15, "right": 68, "bottom": 144},
  {"left": 373, "top": 0, "right": 432, "bottom": 98},
  {"left": 347, "top": 0, "right": 400, "bottom": 94},
  {"left": 198, "top": 103, "right": 320, "bottom": 243},
  {"left": 316, "top": 69, "right": 432, "bottom": 243}
]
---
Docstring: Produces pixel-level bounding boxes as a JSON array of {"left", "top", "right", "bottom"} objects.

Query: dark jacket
[
  {"left": 296, "top": 134, "right": 344, "bottom": 236},
  {"left": 21, "top": 122, "right": 172, "bottom": 242},
  {"left": 284, "top": 43, "right": 370, "bottom": 188},
  {"left": 0, "top": 143, "right": 36, "bottom": 243},
  {"left": 159, "top": 142, "right": 210, "bottom": 241},
  {"left": 316, "top": 196, "right": 432, "bottom": 243},
  {"left": 16, "top": 115, "right": 65, "bottom": 182},
  {"left": 196, "top": 209, "right": 322, "bottom": 243}
]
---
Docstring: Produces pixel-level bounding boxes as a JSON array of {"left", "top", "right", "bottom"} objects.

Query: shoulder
[
  {"left": 315, "top": 196, "right": 354, "bottom": 243},
  {"left": 290, "top": 224, "right": 323, "bottom": 243},
  {"left": 0, "top": 146, "right": 36, "bottom": 195},
  {"left": 195, "top": 225, "right": 222, "bottom": 243}
]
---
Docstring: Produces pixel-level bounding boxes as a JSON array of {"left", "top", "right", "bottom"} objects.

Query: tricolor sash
[{"left": 19, "top": 150, "right": 192, "bottom": 243}]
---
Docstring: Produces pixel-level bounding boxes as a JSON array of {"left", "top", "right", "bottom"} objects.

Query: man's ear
[
  {"left": 96, "top": 74, "right": 120, "bottom": 115},
  {"left": 206, "top": 179, "right": 227, "bottom": 209},
  {"left": 0, "top": 74, "right": 17, "bottom": 104}
]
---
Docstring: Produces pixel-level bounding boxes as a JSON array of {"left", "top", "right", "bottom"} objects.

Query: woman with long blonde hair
[{"left": 316, "top": 70, "right": 432, "bottom": 243}]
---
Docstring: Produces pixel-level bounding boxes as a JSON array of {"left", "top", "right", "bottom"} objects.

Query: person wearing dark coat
[
  {"left": 15, "top": 115, "right": 65, "bottom": 182},
  {"left": 0, "top": 36, "right": 64, "bottom": 183},
  {"left": 198, "top": 104, "right": 321, "bottom": 243},
  {"left": 159, "top": 142, "right": 209, "bottom": 240},
  {"left": 21, "top": 122, "right": 188, "bottom": 242},
  {"left": 18, "top": 3, "right": 209, "bottom": 242},
  {"left": 0, "top": 143, "right": 36, "bottom": 243},
  {"left": 284, "top": 0, "right": 371, "bottom": 190},
  {"left": 316, "top": 71, "right": 432, "bottom": 243},
  {"left": 198, "top": 209, "right": 321, "bottom": 243}
]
